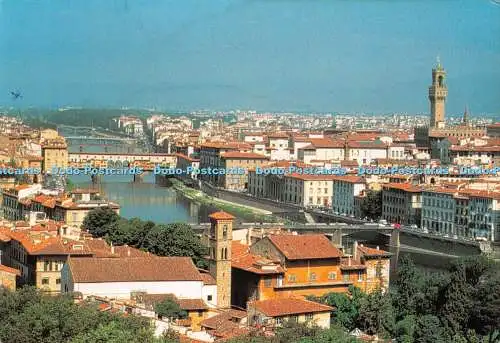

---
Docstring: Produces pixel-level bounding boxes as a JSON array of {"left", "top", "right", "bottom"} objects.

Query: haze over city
[{"left": 1, "top": 0, "right": 499, "bottom": 115}]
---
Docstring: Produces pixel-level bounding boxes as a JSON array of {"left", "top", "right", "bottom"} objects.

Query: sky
[{"left": 0, "top": 0, "right": 499, "bottom": 116}]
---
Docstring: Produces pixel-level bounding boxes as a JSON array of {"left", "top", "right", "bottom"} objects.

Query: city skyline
[{"left": 1, "top": 0, "right": 499, "bottom": 115}]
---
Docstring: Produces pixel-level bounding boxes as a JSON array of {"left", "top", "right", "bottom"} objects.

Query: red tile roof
[
  {"left": 200, "top": 309, "right": 249, "bottom": 339},
  {"left": 209, "top": 211, "right": 235, "bottom": 221},
  {"left": 250, "top": 298, "right": 333, "bottom": 317},
  {"left": 67, "top": 256, "right": 203, "bottom": 283},
  {"left": 382, "top": 183, "right": 423, "bottom": 193},
  {"left": 232, "top": 242, "right": 284, "bottom": 275},
  {"left": 221, "top": 152, "right": 269, "bottom": 159},
  {"left": 267, "top": 234, "right": 342, "bottom": 260},
  {"left": 358, "top": 245, "right": 391, "bottom": 258},
  {"left": 0, "top": 264, "right": 20, "bottom": 276},
  {"left": 199, "top": 269, "right": 216, "bottom": 285}
]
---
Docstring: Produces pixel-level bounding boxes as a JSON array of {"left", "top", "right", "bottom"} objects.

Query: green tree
[
  {"left": 142, "top": 223, "right": 208, "bottom": 267},
  {"left": 438, "top": 264, "right": 474, "bottom": 338},
  {"left": 394, "top": 315, "right": 417, "bottom": 343},
  {"left": 414, "top": 315, "right": 449, "bottom": 343},
  {"left": 0, "top": 287, "right": 157, "bottom": 343},
  {"left": 70, "top": 321, "right": 156, "bottom": 343},
  {"left": 470, "top": 271, "right": 500, "bottom": 343},
  {"left": 360, "top": 191, "right": 382, "bottom": 220},
  {"left": 154, "top": 299, "right": 187, "bottom": 320},
  {"left": 357, "top": 289, "right": 395, "bottom": 337},
  {"left": 393, "top": 255, "right": 425, "bottom": 319},
  {"left": 82, "top": 207, "right": 120, "bottom": 237},
  {"left": 308, "top": 286, "right": 365, "bottom": 331}
]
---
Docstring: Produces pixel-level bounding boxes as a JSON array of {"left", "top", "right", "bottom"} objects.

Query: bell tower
[
  {"left": 207, "top": 211, "right": 234, "bottom": 309},
  {"left": 428, "top": 57, "right": 448, "bottom": 128}
]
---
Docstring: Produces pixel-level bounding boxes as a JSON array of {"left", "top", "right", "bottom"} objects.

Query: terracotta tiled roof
[
  {"left": 250, "top": 298, "right": 333, "bottom": 317},
  {"left": 199, "top": 269, "right": 216, "bottom": 285},
  {"left": 221, "top": 152, "right": 269, "bottom": 159},
  {"left": 382, "top": 183, "right": 423, "bottom": 193},
  {"left": 200, "top": 309, "right": 249, "bottom": 339},
  {"left": 232, "top": 242, "right": 284, "bottom": 275},
  {"left": 0, "top": 229, "right": 93, "bottom": 256},
  {"left": 267, "top": 234, "right": 342, "bottom": 260},
  {"left": 68, "top": 257, "right": 203, "bottom": 283},
  {"left": 209, "top": 211, "right": 235, "bottom": 221},
  {"left": 358, "top": 245, "right": 391, "bottom": 258},
  {"left": 177, "top": 298, "right": 208, "bottom": 311},
  {"left": 0, "top": 264, "right": 20, "bottom": 276},
  {"left": 306, "top": 138, "right": 345, "bottom": 149},
  {"left": 201, "top": 142, "right": 252, "bottom": 150}
]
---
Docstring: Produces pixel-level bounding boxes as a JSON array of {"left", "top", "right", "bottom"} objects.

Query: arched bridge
[
  {"left": 190, "top": 222, "right": 400, "bottom": 247},
  {"left": 68, "top": 152, "right": 177, "bottom": 171}
]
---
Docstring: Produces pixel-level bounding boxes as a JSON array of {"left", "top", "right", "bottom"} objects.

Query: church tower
[
  {"left": 207, "top": 211, "right": 234, "bottom": 309},
  {"left": 428, "top": 57, "right": 448, "bottom": 128}
]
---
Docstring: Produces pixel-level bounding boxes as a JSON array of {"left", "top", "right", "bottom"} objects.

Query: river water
[{"left": 70, "top": 173, "right": 215, "bottom": 224}]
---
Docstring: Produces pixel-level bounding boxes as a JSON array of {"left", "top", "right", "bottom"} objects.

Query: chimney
[
  {"left": 353, "top": 241, "right": 359, "bottom": 261},
  {"left": 348, "top": 256, "right": 352, "bottom": 266},
  {"left": 127, "top": 247, "right": 131, "bottom": 257},
  {"left": 110, "top": 242, "right": 114, "bottom": 254},
  {"left": 376, "top": 246, "right": 379, "bottom": 250}
]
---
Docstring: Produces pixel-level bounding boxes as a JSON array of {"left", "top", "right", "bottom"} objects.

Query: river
[{"left": 70, "top": 173, "right": 215, "bottom": 224}]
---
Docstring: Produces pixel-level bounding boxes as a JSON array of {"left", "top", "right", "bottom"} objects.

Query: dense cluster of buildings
[
  {"left": 0, "top": 60, "right": 498, "bottom": 341},
  {"left": 0, "top": 209, "right": 391, "bottom": 341}
]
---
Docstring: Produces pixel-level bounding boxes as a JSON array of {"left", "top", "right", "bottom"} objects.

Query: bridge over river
[{"left": 190, "top": 222, "right": 399, "bottom": 247}]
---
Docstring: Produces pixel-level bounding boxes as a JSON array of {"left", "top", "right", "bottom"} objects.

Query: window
[
  {"left": 277, "top": 275, "right": 283, "bottom": 287},
  {"left": 44, "top": 261, "right": 50, "bottom": 272},
  {"left": 198, "top": 311, "right": 203, "bottom": 317},
  {"left": 328, "top": 272, "right": 337, "bottom": 280},
  {"left": 56, "top": 278, "right": 61, "bottom": 285},
  {"left": 357, "top": 271, "right": 363, "bottom": 282},
  {"left": 264, "top": 277, "right": 272, "bottom": 287},
  {"left": 305, "top": 313, "right": 314, "bottom": 321},
  {"left": 288, "top": 274, "right": 297, "bottom": 283},
  {"left": 309, "top": 272, "right": 317, "bottom": 281},
  {"left": 42, "top": 278, "right": 49, "bottom": 285},
  {"left": 343, "top": 273, "right": 350, "bottom": 282},
  {"left": 222, "top": 224, "right": 228, "bottom": 239},
  {"left": 275, "top": 317, "right": 283, "bottom": 326},
  {"left": 289, "top": 315, "right": 299, "bottom": 323},
  {"left": 207, "top": 295, "right": 213, "bottom": 301}
]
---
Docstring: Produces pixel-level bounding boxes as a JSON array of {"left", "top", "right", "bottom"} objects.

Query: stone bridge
[
  {"left": 190, "top": 222, "right": 400, "bottom": 247},
  {"left": 68, "top": 152, "right": 177, "bottom": 171}
]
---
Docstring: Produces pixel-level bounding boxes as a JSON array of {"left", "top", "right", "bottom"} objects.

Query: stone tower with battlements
[
  {"left": 429, "top": 57, "right": 448, "bottom": 128},
  {"left": 206, "top": 211, "right": 234, "bottom": 309}
]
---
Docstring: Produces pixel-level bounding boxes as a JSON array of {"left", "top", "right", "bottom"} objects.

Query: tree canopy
[
  {"left": 154, "top": 299, "right": 187, "bottom": 320},
  {"left": 82, "top": 209, "right": 207, "bottom": 267},
  {"left": 0, "top": 287, "right": 165, "bottom": 343},
  {"left": 359, "top": 190, "right": 382, "bottom": 220}
]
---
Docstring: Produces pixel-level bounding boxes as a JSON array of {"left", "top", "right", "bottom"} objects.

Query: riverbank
[{"left": 169, "top": 178, "right": 285, "bottom": 223}]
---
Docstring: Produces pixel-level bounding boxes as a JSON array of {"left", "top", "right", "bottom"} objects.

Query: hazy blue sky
[{"left": 0, "top": 0, "right": 499, "bottom": 115}]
